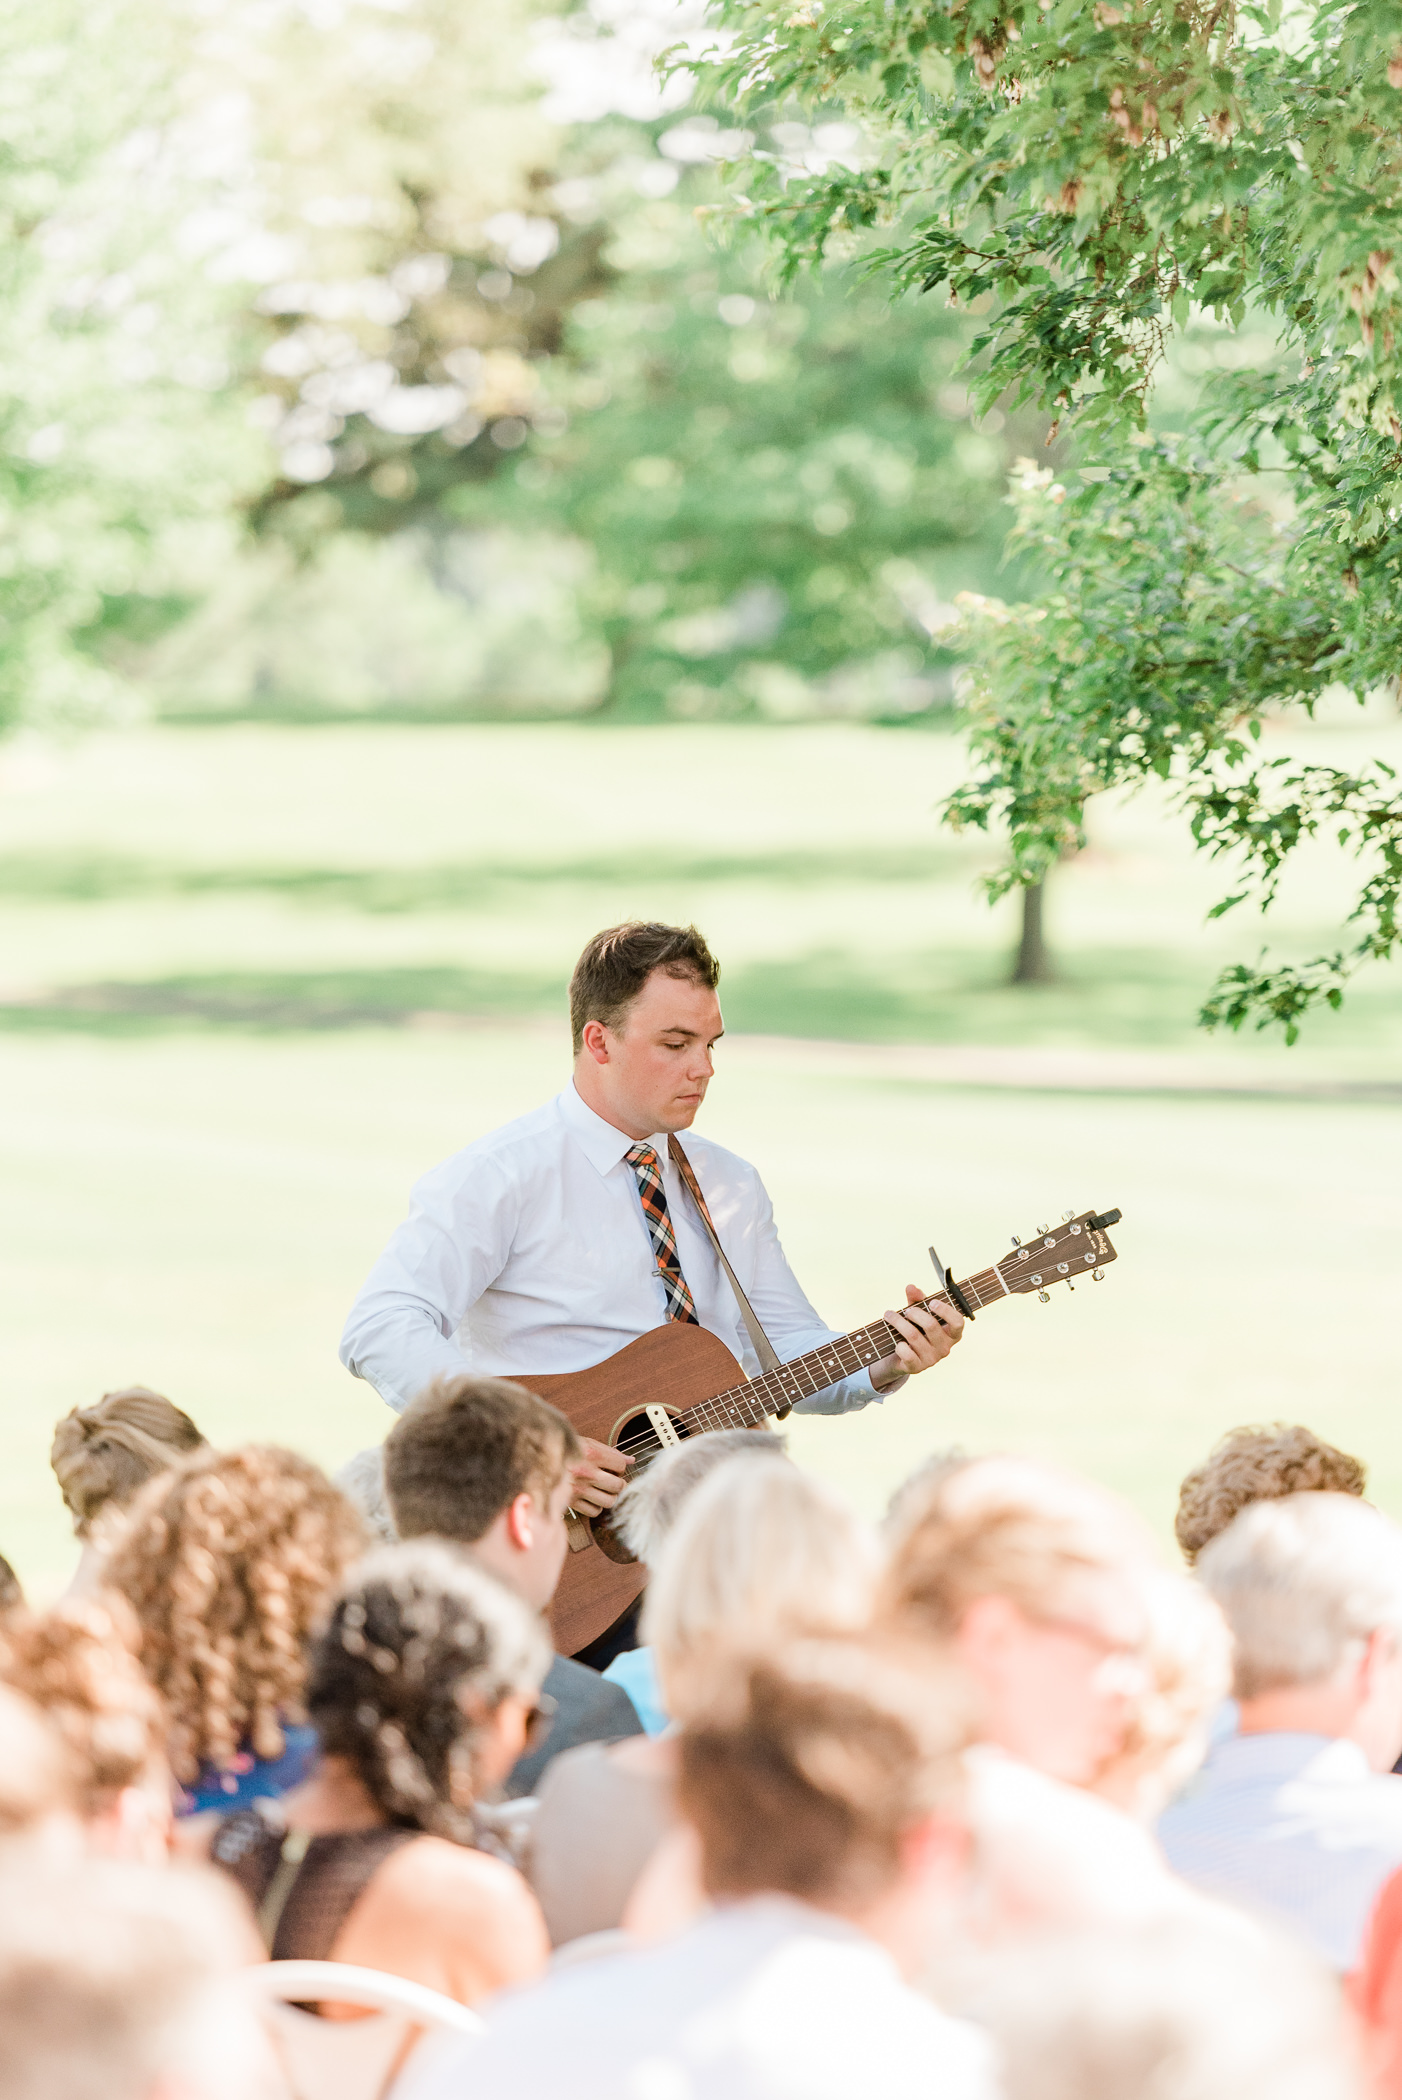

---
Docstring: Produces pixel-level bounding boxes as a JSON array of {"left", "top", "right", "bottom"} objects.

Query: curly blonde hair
[
  {"left": 107, "top": 1446, "right": 364, "bottom": 1785},
  {"left": 0, "top": 1594, "right": 166, "bottom": 1814},
  {"left": 51, "top": 1387, "right": 207, "bottom": 1538},
  {"left": 1174, "top": 1424, "right": 1366, "bottom": 1564}
]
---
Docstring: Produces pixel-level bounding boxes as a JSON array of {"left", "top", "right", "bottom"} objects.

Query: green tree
[
  {"left": 445, "top": 125, "right": 1024, "bottom": 717},
  {"left": 695, "top": 0, "right": 1402, "bottom": 1034}
]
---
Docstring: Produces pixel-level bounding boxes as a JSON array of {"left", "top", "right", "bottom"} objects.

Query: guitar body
[{"left": 522, "top": 1323, "right": 752, "bottom": 1657}]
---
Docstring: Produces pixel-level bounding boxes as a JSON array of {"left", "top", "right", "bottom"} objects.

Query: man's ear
[
  {"left": 580, "top": 1020, "right": 611, "bottom": 1066},
  {"left": 504, "top": 1491, "right": 536, "bottom": 1553},
  {"left": 1360, "top": 1624, "right": 1399, "bottom": 1695}
]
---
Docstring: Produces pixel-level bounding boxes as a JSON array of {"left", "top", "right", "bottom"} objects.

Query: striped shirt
[{"left": 1158, "top": 1731, "right": 1402, "bottom": 1970}]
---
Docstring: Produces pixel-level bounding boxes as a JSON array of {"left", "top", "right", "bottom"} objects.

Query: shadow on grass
[
  {"left": 0, "top": 842, "right": 970, "bottom": 912},
  {"left": 0, "top": 946, "right": 1338, "bottom": 1055}
]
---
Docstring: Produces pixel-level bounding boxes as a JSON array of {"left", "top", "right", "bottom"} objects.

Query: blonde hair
[
  {"left": 107, "top": 1446, "right": 365, "bottom": 1785},
  {"left": 0, "top": 1595, "right": 167, "bottom": 1818},
  {"left": 882, "top": 1456, "right": 1156, "bottom": 1638},
  {"left": 613, "top": 1428, "right": 787, "bottom": 1565},
  {"left": 1198, "top": 1491, "right": 1402, "bottom": 1699},
  {"left": 0, "top": 1682, "right": 74, "bottom": 1836},
  {"left": 1087, "top": 1567, "right": 1233, "bottom": 1822},
  {"left": 51, "top": 1389, "right": 207, "bottom": 1539},
  {"left": 641, "top": 1456, "right": 882, "bottom": 1719},
  {"left": 1175, "top": 1423, "right": 1366, "bottom": 1564}
]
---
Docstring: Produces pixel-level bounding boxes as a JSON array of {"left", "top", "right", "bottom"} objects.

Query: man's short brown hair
[
  {"left": 384, "top": 1375, "right": 581, "bottom": 1544},
  {"left": 569, "top": 922, "right": 720, "bottom": 1053},
  {"left": 678, "top": 1639, "right": 972, "bottom": 1909},
  {"left": 1174, "top": 1423, "right": 1367, "bottom": 1564}
]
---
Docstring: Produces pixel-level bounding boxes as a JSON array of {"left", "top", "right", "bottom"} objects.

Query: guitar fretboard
[{"left": 679, "top": 1265, "right": 1011, "bottom": 1435}]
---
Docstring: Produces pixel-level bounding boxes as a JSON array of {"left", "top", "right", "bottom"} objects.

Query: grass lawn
[{"left": 2, "top": 718, "right": 1399, "bottom": 1597}]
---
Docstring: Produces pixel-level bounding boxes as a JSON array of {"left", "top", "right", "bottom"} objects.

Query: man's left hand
[{"left": 870, "top": 1285, "right": 964, "bottom": 1392}]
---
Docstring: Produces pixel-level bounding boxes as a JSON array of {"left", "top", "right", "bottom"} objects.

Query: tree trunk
[{"left": 1011, "top": 879, "right": 1053, "bottom": 984}]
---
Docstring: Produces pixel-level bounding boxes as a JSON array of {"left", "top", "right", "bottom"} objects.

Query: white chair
[{"left": 241, "top": 1961, "right": 484, "bottom": 2100}]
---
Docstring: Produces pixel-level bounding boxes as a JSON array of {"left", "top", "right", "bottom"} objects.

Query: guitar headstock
[{"left": 999, "top": 1209, "right": 1121, "bottom": 1298}]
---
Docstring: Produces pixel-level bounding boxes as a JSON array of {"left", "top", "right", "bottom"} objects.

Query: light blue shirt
[
  {"left": 341, "top": 1084, "right": 898, "bottom": 1414},
  {"left": 1158, "top": 1731, "right": 1402, "bottom": 1970},
  {"left": 603, "top": 1645, "right": 668, "bottom": 1735}
]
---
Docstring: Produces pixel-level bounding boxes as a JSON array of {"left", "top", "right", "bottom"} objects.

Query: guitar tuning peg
[
  {"left": 1037, "top": 1289, "right": 1051, "bottom": 1304},
  {"left": 1036, "top": 1222, "right": 1049, "bottom": 1235},
  {"left": 1010, "top": 1234, "right": 1021, "bottom": 1247},
  {"left": 1062, "top": 1209, "right": 1075, "bottom": 1222},
  {"left": 1093, "top": 1267, "right": 1105, "bottom": 1282}
]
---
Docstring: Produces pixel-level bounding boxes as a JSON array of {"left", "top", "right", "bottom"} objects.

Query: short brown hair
[
  {"left": 569, "top": 922, "right": 720, "bottom": 1053},
  {"left": 678, "top": 1639, "right": 973, "bottom": 1909},
  {"left": 1175, "top": 1423, "right": 1367, "bottom": 1564},
  {"left": 51, "top": 1387, "right": 207, "bottom": 1538},
  {"left": 385, "top": 1375, "right": 580, "bottom": 1544}
]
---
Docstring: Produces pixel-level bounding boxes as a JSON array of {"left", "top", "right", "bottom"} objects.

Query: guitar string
[{"left": 603, "top": 1237, "right": 1104, "bottom": 1458}]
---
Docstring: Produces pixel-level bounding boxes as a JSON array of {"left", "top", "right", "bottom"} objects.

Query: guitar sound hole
[{"left": 590, "top": 1408, "right": 694, "bottom": 1565}]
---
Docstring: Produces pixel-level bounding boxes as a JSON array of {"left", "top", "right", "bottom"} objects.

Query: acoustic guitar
[{"left": 528, "top": 1206, "right": 1123, "bottom": 1655}]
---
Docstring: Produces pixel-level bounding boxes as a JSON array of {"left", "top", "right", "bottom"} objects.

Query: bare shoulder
[{"left": 372, "top": 1834, "right": 541, "bottom": 1929}]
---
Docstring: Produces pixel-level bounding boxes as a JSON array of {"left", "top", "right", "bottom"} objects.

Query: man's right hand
[{"left": 569, "top": 1436, "right": 633, "bottom": 1517}]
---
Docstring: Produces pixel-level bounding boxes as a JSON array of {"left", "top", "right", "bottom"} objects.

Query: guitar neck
[{"left": 680, "top": 1266, "right": 1006, "bottom": 1435}]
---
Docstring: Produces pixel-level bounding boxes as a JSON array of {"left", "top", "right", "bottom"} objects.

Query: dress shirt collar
[
  {"left": 557, "top": 1083, "right": 668, "bottom": 1177},
  {"left": 1206, "top": 1730, "right": 1372, "bottom": 1787}
]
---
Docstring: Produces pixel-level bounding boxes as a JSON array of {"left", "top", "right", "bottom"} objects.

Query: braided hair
[
  {"left": 308, "top": 1542, "right": 551, "bottom": 1842},
  {"left": 51, "top": 1388, "right": 206, "bottom": 1538}
]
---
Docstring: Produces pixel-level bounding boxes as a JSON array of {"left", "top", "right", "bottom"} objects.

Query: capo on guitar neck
[{"left": 928, "top": 1244, "right": 976, "bottom": 1322}]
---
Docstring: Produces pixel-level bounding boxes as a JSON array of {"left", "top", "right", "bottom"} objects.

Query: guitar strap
[{"left": 667, "top": 1136, "right": 784, "bottom": 1382}]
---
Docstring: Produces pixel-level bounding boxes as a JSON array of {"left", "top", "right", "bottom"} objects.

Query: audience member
[
  {"left": 0, "top": 1857, "right": 279, "bottom": 2100},
  {"left": 0, "top": 1595, "right": 170, "bottom": 1860},
  {"left": 966, "top": 1915, "right": 1360, "bottom": 2100},
  {"left": 206, "top": 1541, "right": 551, "bottom": 2008},
  {"left": 419, "top": 1639, "right": 993, "bottom": 2100},
  {"left": 334, "top": 1446, "right": 398, "bottom": 1544},
  {"left": 882, "top": 1455, "right": 1159, "bottom": 1787},
  {"left": 602, "top": 1426, "right": 789, "bottom": 1733},
  {"left": 0, "top": 1556, "right": 21, "bottom": 1613},
  {"left": 1159, "top": 1492, "right": 1402, "bottom": 1969},
  {"left": 1175, "top": 1422, "right": 1367, "bottom": 1563},
  {"left": 529, "top": 1451, "right": 882, "bottom": 1946},
  {"left": 1089, "top": 1563, "right": 1234, "bottom": 1822},
  {"left": 383, "top": 1375, "right": 641, "bottom": 1795},
  {"left": 108, "top": 1445, "right": 364, "bottom": 1815},
  {"left": 51, "top": 1387, "right": 207, "bottom": 1592},
  {"left": 0, "top": 1681, "right": 77, "bottom": 1850}
]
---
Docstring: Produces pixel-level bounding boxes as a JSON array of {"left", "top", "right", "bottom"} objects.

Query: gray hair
[
  {"left": 1197, "top": 1492, "right": 1402, "bottom": 1699},
  {"left": 613, "top": 1428, "right": 787, "bottom": 1565},
  {"left": 334, "top": 1447, "right": 398, "bottom": 1545}
]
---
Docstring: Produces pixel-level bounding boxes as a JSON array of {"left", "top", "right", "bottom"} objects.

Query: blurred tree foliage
[
  {"left": 0, "top": 0, "right": 252, "bottom": 734},
  {"left": 441, "top": 122, "right": 1025, "bottom": 720},
  {"left": 695, "top": 0, "right": 1402, "bottom": 1033}
]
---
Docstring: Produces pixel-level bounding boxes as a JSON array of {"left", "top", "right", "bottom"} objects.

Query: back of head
[
  {"left": 569, "top": 921, "right": 719, "bottom": 1053},
  {"left": 641, "top": 1455, "right": 882, "bottom": 1718},
  {"left": 309, "top": 1540, "right": 551, "bottom": 1839},
  {"left": 1086, "top": 1565, "right": 1233, "bottom": 1822},
  {"left": 1175, "top": 1423, "right": 1367, "bottom": 1564},
  {"left": 0, "top": 1856, "right": 271, "bottom": 2100},
  {"left": 882, "top": 1455, "right": 1156, "bottom": 1640},
  {"left": 50, "top": 1389, "right": 206, "bottom": 1539},
  {"left": 384, "top": 1375, "right": 579, "bottom": 1543},
  {"left": 1197, "top": 1491, "right": 1402, "bottom": 1699},
  {"left": 613, "top": 1428, "right": 787, "bottom": 1566},
  {"left": 106, "top": 1446, "right": 365, "bottom": 1784},
  {"left": 678, "top": 1638, "right": 973, "bottom": 1912},
  {"left": 0, "top": 1683, "right": 74, "bottom": 1841},
  {"left": 966, "top": 1915, "right": 1357, "bottom": 2100},
  {"left": 0, "top": 1596, "right": 167, "bottom": 1822}
]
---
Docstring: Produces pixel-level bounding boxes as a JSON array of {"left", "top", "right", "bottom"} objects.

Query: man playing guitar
[{"left": 340, "top": 921, "right": 963, "bottom": 1541}]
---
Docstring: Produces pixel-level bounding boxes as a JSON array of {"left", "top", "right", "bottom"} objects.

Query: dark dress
[{"left": 211, "top": 1802, "right": 417, "bottom": 1959}]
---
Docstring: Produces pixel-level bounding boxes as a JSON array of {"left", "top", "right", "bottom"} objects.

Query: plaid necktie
[{"left": 625, "top": 1142, "right": 699, "bottom": 1324}]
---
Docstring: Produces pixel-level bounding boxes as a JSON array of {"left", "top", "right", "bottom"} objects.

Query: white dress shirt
[
  {"left": 340, "top": 1083, "right": 895, "bottom": 1416},
  {"left": 400, "top": 1895, "right": 994, "bottom": 2100},
  {"left": 1157, "top": 1730, "right": 1402, "bottom": 1970}
]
